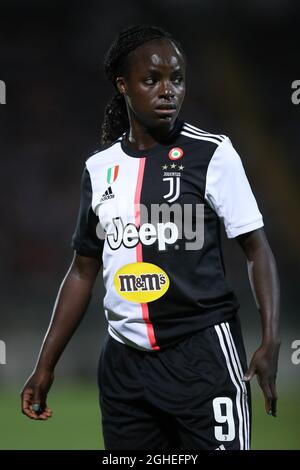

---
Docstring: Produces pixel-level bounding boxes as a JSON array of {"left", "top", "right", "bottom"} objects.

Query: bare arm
[
  {"left": 236, "top": 228, "right": 280, "bottom": 416},
  {"left": 21, "top": 252, "right": 101, "bottom": 420}
]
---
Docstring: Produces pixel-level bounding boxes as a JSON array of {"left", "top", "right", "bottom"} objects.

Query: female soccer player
[{"left": 21, "top": 25, "right": 280, "bottom": 450}]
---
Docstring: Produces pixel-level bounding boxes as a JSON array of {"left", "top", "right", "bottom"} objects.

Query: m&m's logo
[{"left": 114, "top": 262, "right": 170, "bottom": 303}]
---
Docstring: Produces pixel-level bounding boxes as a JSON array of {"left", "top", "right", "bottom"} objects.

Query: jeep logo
[{"left": 107, "top": 217, "right": 178, "bottom": 251}]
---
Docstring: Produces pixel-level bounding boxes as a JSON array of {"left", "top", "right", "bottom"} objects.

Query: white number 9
[{"left": 212, "top": 397, "right": 235, "bottom": 442}]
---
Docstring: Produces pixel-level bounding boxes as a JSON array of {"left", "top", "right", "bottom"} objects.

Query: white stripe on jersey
[
  {"left": 220, "top": 323, "right": 249, "bottom": 449},
  {"left": 214, "top": 324, "right": 246, "bottom": 450},
  {"left": 182, "top": 125, "right": 225, "bottom": 144},
  {"left": 86, "top": 142, "right": 153, "bottom": 351},
  {"left": 181, "top": 130, "right": 224, "bottom": 146},
  {"left": 224, "top": 323, "right": 250, "bottom": 450},
  {"left": 184, "top": 122, "right": 226, "bottom": 140}
]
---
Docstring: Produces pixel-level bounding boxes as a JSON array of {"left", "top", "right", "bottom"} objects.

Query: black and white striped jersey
[{"left": 72, "top": 119, "right": 263, "bottom": 351}]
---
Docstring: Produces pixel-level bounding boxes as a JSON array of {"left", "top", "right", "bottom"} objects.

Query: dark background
[{"left": 0, "top": 0, "right": 299, "bottom": 449}]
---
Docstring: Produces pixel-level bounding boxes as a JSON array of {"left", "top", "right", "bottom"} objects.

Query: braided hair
[{"left": 100, "top": 24, "right": 186, "bottom": 146}]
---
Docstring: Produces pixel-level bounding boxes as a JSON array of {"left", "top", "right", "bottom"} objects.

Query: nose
[{"left": 159, "top": 80, "right": 175, "bottom": 99}]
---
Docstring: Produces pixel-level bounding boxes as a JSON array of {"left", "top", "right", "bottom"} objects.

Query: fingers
[
  {"left": 32, "top": 388, "right": 43, "bottom": 418},
  {"left": 263, "top": 382, "right": 273, "bottom": 415},
  {"left": 242, "top": 363, "right": 256, "bottom": 382},
  {"left": 31, "top": 387, "right": 49, "bottom": 420},
  {"left": 269, "top": 379, "right": 278, "bottom": 417},
  {"left": 32, "top": 407, "right": 53, "bottom": 420},
  {"left": 21, "top": 388, "right": 38, "bottom": 419},
  {"left": 257, "top": 376, "right": 277, "bottom": 417},
  {"left": 45, "top": 407, "right": 53, "bottom": 418},
  {"left": 21, "top": 388, "right": 53, "bottom": 420}
]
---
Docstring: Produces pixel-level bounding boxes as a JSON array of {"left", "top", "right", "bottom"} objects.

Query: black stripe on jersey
[{"left": 139, "top": 133, "right": 239, "bottom": 348}]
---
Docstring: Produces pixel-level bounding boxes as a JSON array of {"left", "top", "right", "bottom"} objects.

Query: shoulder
[
  {"left": 179, "top": 121, "right": 238, "bottom": 168},
  {"left": 181, "top": 122, "right": 228, "bottom": 147},
  {"left": 181, "top": 121, "right": 242, "bottom": 167},
  {"left": 85, "top": 136, "right": 122, "bottom": 166}
]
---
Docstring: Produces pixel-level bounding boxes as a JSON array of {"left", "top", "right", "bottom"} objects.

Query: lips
[
  {"left": 156, "top": 103, "right": 176, "bottom": 111},
  {"left": 155, "top": 104, "right": 177, "bottom": 118}
]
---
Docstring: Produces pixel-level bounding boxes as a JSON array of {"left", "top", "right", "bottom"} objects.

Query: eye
[
  {"left": 172, "top": 75, "right": 183, "bottom": 85},
  {"left": 144, "top": 77, "right": 157, "bottom": 86}
]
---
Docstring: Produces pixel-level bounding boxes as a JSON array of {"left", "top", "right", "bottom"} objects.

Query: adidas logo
[{"left": 100, "top": 186, "right": 115, "bottom": 202}]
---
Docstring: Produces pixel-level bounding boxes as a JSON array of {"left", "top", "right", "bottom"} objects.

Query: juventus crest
[{"left": 162, "top": 163, "right": 184, "bottom": 203}]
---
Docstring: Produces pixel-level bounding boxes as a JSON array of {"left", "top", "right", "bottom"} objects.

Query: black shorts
[{"left": 97, "top": 315, "right": 251, "bottom": 450}]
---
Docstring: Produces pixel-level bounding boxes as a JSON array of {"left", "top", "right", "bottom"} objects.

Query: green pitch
[{"left": 0, "top": 381, "right": 299, "bottom": 449}]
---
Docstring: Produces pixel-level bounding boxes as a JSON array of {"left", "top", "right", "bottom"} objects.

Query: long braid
[{"left": 100, "top": 24, "right": 185, "bottom": 146}]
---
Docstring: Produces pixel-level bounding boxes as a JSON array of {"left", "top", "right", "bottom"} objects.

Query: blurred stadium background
[{"left": 0, "top": 0, "right": 299, "bottom": 450}]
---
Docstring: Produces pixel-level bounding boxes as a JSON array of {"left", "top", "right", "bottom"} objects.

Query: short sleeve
[
  {"left": 204, "top": 137, "right": 264, "bottom": 238},
  {"left": 71, "top": 167, "right": 104, "bottom": 259}
]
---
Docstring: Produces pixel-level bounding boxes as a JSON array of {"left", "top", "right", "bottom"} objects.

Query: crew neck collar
[{"left": 120, "top": 118, "right": 184, "bottom": 158}]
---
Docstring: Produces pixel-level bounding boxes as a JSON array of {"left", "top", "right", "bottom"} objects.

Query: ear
[{"left": 116, "top": 77, "right": 127, "bottom": 95}]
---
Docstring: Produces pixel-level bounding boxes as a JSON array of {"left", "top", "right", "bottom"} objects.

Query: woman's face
[{"left": 117, "top": 39, "right": 186, "bottom": 130}]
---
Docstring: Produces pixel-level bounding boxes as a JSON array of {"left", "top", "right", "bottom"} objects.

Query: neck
[{"left": 126, "top": 116, "right": 177, "bottom": 151}]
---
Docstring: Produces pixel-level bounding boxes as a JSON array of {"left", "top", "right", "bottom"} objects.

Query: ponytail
[{"left": 100, "top": 93, "right": 129, "bottom": 146}]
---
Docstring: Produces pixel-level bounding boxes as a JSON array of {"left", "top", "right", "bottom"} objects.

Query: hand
[
  {"left": 21, "top": 369, "right": 54, "bottom": 420},
  {"left": 243, "top": 341, "right": 280, "bottom": 417}
]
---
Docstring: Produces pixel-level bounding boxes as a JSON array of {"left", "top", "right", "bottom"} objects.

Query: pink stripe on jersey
[
  {"left": 134, "top": 158, "right": 159, "bottom": 351},
  {"left": 134, "top": 159, "right": 145, "bottom": 228}
]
